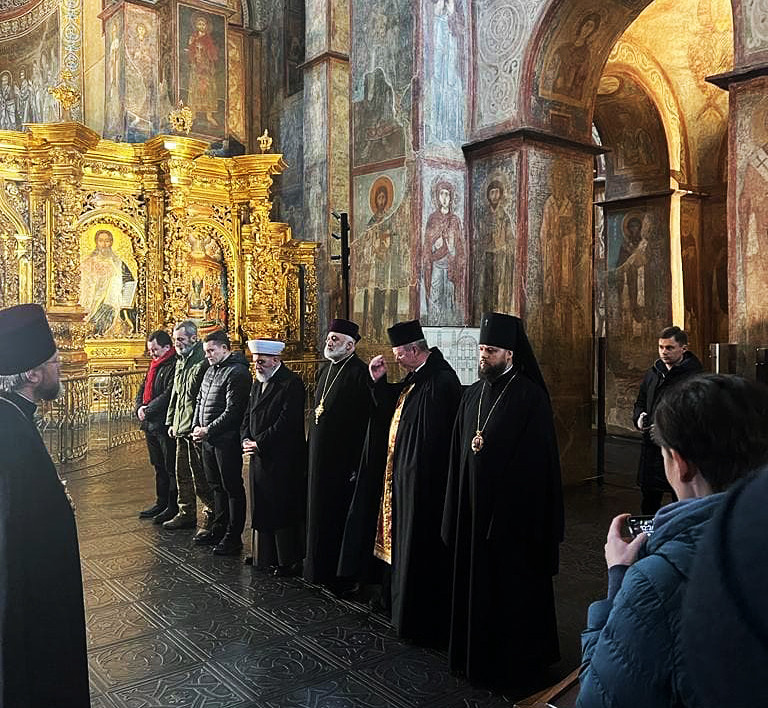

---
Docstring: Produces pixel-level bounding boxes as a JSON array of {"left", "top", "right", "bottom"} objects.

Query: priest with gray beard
[
  {"left": 442, "top": 312, "right": 564, "bottom": 691},
  {"left": 303, "top": 319, "right": 371, "bottom": 594}
]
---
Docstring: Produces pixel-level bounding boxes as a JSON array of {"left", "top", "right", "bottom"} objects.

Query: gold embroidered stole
[{"left": 374, "top": 382, "right": 415, "bottom": 564}]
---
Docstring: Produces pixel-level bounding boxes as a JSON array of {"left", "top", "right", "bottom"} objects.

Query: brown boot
[{"left": 162, "top": 513, "right": 197, "bottom": 530}]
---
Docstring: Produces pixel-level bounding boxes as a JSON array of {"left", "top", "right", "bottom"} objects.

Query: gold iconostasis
[{"left": 0, "top": 123, "right": 319, "bottom": 375}]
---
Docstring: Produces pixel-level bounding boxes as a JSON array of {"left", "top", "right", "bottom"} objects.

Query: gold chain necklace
[
  {"left": 315, "top": 355, "right": 353, "bottom": 423},
  {"left": 471, "top": 372, "right": 517, "bottom": 454}
]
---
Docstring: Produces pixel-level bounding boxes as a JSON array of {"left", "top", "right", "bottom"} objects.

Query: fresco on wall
[
  {"left": 541, "top": 11, "right": 605, "bottom": 106},
  {"left": 351, "top": 168, "right": 412, "bottom": 341},
  {"left": 594, "top": 73, "right": 669, "bottom": 201},
  {"left": 681, "top": 198, "right": 701, "bottom": 345},
  {"left": 351, "top": 0, "right": 413, "bottom": 168},
  {"left": 104, "top": 14, "right": 124, "bottom": 136},
  {"left": 526, "top": 152, "right": 592, "bottom": 385},
  {"left": 353, "top": 68, "right": 407, "bottom": 167},
  {"left": 227, "top": 33, "right": 246, "bottom": 143},
  {"left": 187, "top": 230, "right": 228, "bottom": 335},
  {"left": 285, "top": 0, "right": 305, "bottom": 97},
  {"left": 178, "top": 5, "right": 226, "bottom": 138},
  {"left": 79, "top": 226, "right": 138, "bottom": 339},
  {"left": 473, "top": 0, "right": 532, "bottom": 130},
  {"left": 424, "top": 0, "right": 465, "bottom": 148},
  {"left": 733, "top": 87, "right": 768, "bottom": 343},
  {"left": 306, "top": 0, "right": 327, "bottom": 58},
  {"left": 124, "top": 5, "right": 158, "bottom": 141},
  {"left": 0, "top": 10, "right": 60, "bottom": 129},
  {"left": 743, "top": 0, "right": 768, "bottom": 58},
  {"left": 603, "top": 202, "right": 672, "bottom": 428},
  {"left": 420, "top": 169, "right": 466, "bottom": 325},
  {"left": 470, "top": 151, "right": 518, "bottom": 322}
]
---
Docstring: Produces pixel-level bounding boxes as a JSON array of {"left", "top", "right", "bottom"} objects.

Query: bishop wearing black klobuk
[
  {"left": 303, "top": 319, "right": 372, "bottom": 588},
  {"left": 340, "top": 319, "right": 462, "bottom": 646},
  {"left": 242, "top": 339, "right": 307, "bottom": 574},
  {"left": 442, "top": 312, "right": 564, "bottom": 689},
  {"left": 0, "top": 304, "right": 90, "bottom": 707}
]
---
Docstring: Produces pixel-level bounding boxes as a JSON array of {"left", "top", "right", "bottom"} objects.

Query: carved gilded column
[
  {"left": 26, "top": 124, "right": 101, "bottom": 377},
  {"left": 143, "top": 136, "right": 209, "bottom": 329},
  {"left": 231, "top": 153, "right": 290, "bottom": 341}
]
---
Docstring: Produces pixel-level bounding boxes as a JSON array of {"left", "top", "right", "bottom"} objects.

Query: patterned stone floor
[{"left": 64, "top": 436, "right": 642, "bottom": 708}]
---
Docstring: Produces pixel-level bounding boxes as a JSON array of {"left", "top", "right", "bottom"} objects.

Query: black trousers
[
  {"left": 145, "top": 430, "right": 177, "bottom": 511},
  {"left": 201, "top": 437, "right": 246, "bottom": 541}
]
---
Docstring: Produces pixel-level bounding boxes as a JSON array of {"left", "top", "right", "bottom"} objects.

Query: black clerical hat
[
  {"left": 479, "top": 312, "right": 548, "bottom": 394},
  {"left": 0, "top": 304, "right": 57, "bottom": 375},
  {"left": 328, "top": 318, "right": 361, "bottom": 342},
  {"left": 387, "top": 319, "right": 424, "bottom": 347},
  {"left": 479, "top": 312, "right": 521, "bottom": 350}
]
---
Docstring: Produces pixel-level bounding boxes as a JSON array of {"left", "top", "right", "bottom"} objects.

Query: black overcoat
[
  {"left": 632, "top": 351, "right": 702, "bottom": 491},
  {"left": 0, "top": 392, "right": 90, "bottom": 707},
  {"left": 441, "top": 369, "right": 564, "bottom": 687},
  {"left": 304, "top": 353, "right": 371, "bottom": 584},
  {"left": 340, "top": 347, "right": 462, "bottom": 645},
  {"left": 241, "top": 364, "right": 307, "bottom": 532}
]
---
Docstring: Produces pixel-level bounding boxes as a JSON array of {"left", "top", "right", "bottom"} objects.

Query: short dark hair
[
  {"left": 653, "top": 374, "right": 768, "bottom": 492},
  {"left": 148, "top": 330, "right": 172, "bottom": 347},
  {"left": 659, "top": 326, "right": 687, "bottom": 346},
  {"left": 204, "top": 330, "right": 230, "bottom": 348}
]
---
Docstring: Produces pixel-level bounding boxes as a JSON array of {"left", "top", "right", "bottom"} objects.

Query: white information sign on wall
[{"left": 423, "top": 326, "right": 481, "bottom": 386}]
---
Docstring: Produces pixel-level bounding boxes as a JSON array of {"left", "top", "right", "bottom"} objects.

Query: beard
[
  {"left": 37, "top": 379, "right": 61, "bottom": 401},
  {"left": 478, "top": 359, "right": 508, "bottom": 383},
  {"left": 324, "top": 344, "right": 350, "bottom": 362}
]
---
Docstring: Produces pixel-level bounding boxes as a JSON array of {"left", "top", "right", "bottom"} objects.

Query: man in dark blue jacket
[
  {"left": 577, "top": 374, "right": 768, "bottom": 708},
  {"left": 633, "top": 326, "right": 702, "bottom": 514},
  {"left": 191, "top": 330, "right": 252, "bottom": 555}
]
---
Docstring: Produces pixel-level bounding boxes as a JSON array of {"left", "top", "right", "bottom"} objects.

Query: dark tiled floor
[{"left": 63, "top": 436, "right": 643, "bottom": 708}]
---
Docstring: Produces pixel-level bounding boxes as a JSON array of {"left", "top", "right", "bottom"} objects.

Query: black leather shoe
[
  {"left": 213, "top": 537, "right": 243, "bottom": 556},
  {"left": 152, "top": 507, "right": 177, "bottom": 524},
  {"left": 139, "top": 503, "right": 164, "bottom": 519},
  {"left": 271, "top": 563, "right": 301, "bottom": 578},
  {"left": 192, "top": 530, "right": 223, "bottom": 546}
]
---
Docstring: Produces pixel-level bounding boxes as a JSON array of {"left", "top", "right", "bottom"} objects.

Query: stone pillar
[
  {"left": 519, "top": 138, "right": 595, "bottom": 484},
  {"left": 302, "top": 0, "right": 350, "bottom": 332}
]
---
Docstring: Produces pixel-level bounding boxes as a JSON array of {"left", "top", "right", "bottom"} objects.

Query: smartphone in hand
[{"left": 627, "top": 515, "right": 655, "bottom": 538}]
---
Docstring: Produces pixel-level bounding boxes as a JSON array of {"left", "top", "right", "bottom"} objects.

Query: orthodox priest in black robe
[
  {"left": 304, "top": 319, "right": 371, "bottom": 588},
  {"left": 340, "top": 319, "right": 462, "bottom": 646},
  {"left": 442, "top": 312, "right": 564, "bottom": 689},
  {"left": 0, "top": 304, "right": 90, "bottom": 707}
]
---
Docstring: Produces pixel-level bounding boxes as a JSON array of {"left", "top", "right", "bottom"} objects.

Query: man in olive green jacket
[{"left": 164, "top": 320, "right": 215, "bottom": 534}]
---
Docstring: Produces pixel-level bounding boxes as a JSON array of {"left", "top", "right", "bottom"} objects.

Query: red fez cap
[
  {"left": 0, "top": 304, "right": 57, "bottom": 375},
  {"left": 387, "top": 319, "right": 424, "bottom": 347},
  {"left": 328, "top": 318, "right": 361, "bottom": 342}
]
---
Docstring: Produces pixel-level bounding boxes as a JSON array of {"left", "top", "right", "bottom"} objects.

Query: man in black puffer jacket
[
  {"left": 633, "top": 326, "right": 701, "bottom": 514},
  {"left": 191, "top": 330, "right": 252, "bottom": 556}
]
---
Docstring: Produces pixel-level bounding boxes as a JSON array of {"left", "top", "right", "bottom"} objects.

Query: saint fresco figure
[
  {"left": 80, "top": 229, "right": 137, "bottom": 338},
  {"left": 429, "top": 0, "right": 463, "bottom": 145},
  {"left": 549, "top": 12, "right": 601, "bottom": 101},
  {"left": 0, "top": 71, "right": 18, "bottom": 130},
  {"left": 424, "top": 180, "right": 465, "bottom": 325},
  {"left": 186, "top": 14, "right": 219, "bottom": 127},
  {"left": 16, "top": 68, "right": 36, "bottom": 124},
  {"left": 615, "top": 215, "right": 648, "bottom": 328},
  {"left": 477, "top": 178, "right": 515, "bottom": 317},
  {"left": 125, "top": 20, "right": 155, "bottom": 135}
]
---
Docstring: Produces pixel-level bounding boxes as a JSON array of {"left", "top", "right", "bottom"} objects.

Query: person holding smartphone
[{"left": 577, "top": 374, "right": 768, "bottom": 708}]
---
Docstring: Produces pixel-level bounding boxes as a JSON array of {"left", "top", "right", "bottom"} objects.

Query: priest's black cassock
[
  {"left": 442, "top": 320, "right": 563, "bottom": 687},
  {"left": 340, "top": 346, "right": 462, "bottom": 646},
  {"left": 304, "top": 352, "right": 371, "bottom": 584},
  {"left": 0, "top": 391, "right": 90, "bottom": 707}
]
